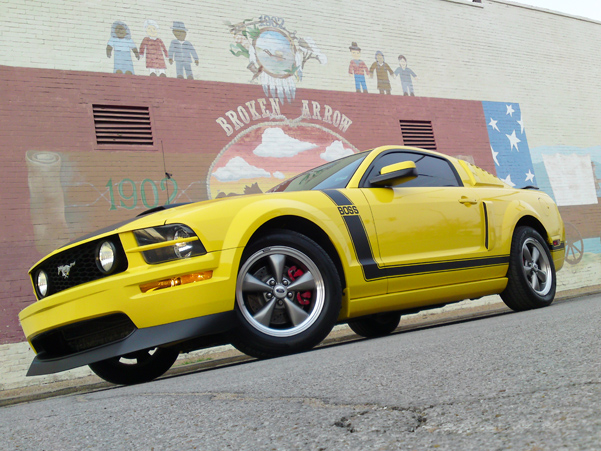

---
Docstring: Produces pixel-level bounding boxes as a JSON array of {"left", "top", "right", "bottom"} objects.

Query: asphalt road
[{"left": 2, "top": 295, "right": 600, "bottom": 450}]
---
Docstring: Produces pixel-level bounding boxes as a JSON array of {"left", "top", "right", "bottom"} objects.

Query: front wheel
[
  {"left": 89, "top": 347, "right": 179, "bottom": 385},
  {"left": 229, "top": 230, "right": 342, "bottom": 359},
  {"left": 501, "top": 226, "right": 556, "bottom": 311}
]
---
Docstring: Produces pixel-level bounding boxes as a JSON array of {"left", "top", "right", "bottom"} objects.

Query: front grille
[
  {"left": 31, "top": 235, "right": 128, "bottom": 298},
  {"left": 31, "top": 314, "right": 136, "bottom": 359}
]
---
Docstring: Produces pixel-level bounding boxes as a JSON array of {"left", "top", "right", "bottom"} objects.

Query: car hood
[{"left": 62, "top": 193, "right": 270, "bottom": 248}]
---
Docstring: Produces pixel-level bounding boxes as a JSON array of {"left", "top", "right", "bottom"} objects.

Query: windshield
[{"left": 268, "top": 151, "right": 368, "bottom": 193}]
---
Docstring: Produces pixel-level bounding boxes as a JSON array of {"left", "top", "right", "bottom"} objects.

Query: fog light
[
  {"left": 97, "top": 241, "right": 117, "bottom": 274},
  {"left": 37, "top": 270, "right": 48, "bottom": 298}
]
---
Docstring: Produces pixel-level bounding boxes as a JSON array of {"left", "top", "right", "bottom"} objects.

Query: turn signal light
[{"left": 140, "top": 271, "right": 213, "bottom": 293}]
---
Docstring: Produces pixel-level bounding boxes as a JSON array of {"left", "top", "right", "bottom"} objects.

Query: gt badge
[{"left": 58, "top": 262, "right": 76, "bottom": 279}]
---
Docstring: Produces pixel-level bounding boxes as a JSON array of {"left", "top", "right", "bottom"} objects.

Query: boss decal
[{"left": 338, "top": 205, "right": 359, "bottom": 216}]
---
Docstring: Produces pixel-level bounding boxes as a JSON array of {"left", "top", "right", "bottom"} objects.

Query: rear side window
[{"left": 362, "top": 151, "right": 462, "bottom": 187}]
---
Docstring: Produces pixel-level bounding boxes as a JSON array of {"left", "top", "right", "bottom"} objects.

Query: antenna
[{"left": 161, "top": 140, "right": 172, "bottom": 204}]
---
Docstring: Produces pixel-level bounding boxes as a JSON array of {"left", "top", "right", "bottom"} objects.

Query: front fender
[
  {"left": 171, "top": 191, "right": 357, "bottom": 290},
  {"left": 220, "top": 195, "right": 344, "bottom": 251}
]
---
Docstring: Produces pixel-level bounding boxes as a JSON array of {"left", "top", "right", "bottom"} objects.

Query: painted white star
[
  {"left": 488, "top": 118, "right": 499, "bottom": 132},
  {"left": 506, "top": 104, "right": 515, "bottom": 116},
  {"left": 506, "top": 130, "right": 521, "bottom": 151},
  {"left": 517, "top": 117, "right": 525, "bottom": 134},
  {"left": 491, "top": 146, "right": 499, "bottom": 166},
  {"left": 502, "top": 174, "right": 515, "bottom": 187},
  {"left": 525, "top": 170, "right": 535, "bottom": 183}
]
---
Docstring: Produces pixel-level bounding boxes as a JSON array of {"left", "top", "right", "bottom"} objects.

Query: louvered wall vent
[
  {"left": 93, "top": 105, "right": 153, "bottom": 146},
  {"left": 399, "top": 120, "right": 436, "bottom": 150}
]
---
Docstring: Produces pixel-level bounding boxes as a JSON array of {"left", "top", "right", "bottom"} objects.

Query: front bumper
[
  {"left": 20, "top": 244, "right": 242, "bottom": 375},
  {"left": 27, "top": 310, "right": 236, "bottom": 376}
]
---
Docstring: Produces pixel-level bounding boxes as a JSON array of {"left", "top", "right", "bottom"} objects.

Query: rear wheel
[
  {"left": 501, "top": 226, "right": 556, "bottom": 311},
  {"left": 89, "top": 347, "right": 179, "bottom": 385},
  {"left": 230, "top": 230, "right": 342, "bottom": 359},
  {"left": 348, "top": 312, "right": 401, "bottom": 338}
]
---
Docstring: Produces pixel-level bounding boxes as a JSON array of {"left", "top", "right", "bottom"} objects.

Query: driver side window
[{"left": 363, "top": 151, "right": 462, "bottom": 187}]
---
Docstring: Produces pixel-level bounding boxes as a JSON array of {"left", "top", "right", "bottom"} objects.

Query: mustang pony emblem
[{"left": 57, "top": 262, "right": 76, "bottom": 278}]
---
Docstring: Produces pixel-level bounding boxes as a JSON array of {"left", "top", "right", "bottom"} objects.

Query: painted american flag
[{"left": 482, "top": 101, "right": 536, "bottom": 188}]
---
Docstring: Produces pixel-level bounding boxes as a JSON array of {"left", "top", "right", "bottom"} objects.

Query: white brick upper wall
[{"left": 0, "top": 0, "right": 600, "bottom": 148}]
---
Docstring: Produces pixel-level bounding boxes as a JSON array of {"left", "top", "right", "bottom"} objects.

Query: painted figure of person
[
  {"left": 168, "top": 21, "right": 199, "bottom": 79},
  {"left": 369, "top": 51, "right": 393, "bottom": 95},
  {"left": 107, "top": 21, "right": 139, "bottom": 74},
  {"left": 348, "top": 42, "right": 369, "bottom": 93},
  {"left": 139, "top": 19, "right": 169, "bottom": 77},
  {"left": 394, "top": 55, "right": 417, "bottom": 96}
]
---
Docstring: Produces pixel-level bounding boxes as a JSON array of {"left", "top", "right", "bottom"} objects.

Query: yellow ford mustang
[{"left": 19, "top": 146, "right": 565, "bottom": 385}]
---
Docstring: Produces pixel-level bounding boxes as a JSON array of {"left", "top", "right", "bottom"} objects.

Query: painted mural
[
  {"left": 529, "top": 145, "right": 601, "bottom": 264},
  {"left": 395, "top": 55, "right": 417, "bottom": 96},
  {"left": 106, "top": 21, "right": 139, "bottom": 74},
  {"left": 369, "top": 51, "right": 394, "bottom": 95},
  {"left": 348, "top": 42, "right": 370, "bottom": 93},
  {"left": 348, "top": 43, "right": 418, "bottom": 95},
  {"left": 480, "top": 102, "right": 601, "bottom": 266},
  {"left": 100, "top": 14, "right": 423, "bottom": 99},
  {"left": 105, "top": 18, "right": 199, "bottom": 79},
  {"left": 169, "top": 21, "right": 199, "bottom": 79},
  {"left": 482, "top": 102, "right": 535, "bottom": 188},
  {"left": 226, "top": 16, "right": 327, "bottom": 102},
  {"left": 139, "top": 19, "right": 169, "bottom": 77},
  {"left": 209, "top": 122, "right": 356, "bottom": 198}
]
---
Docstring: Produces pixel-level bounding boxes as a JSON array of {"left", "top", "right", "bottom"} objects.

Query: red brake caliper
[{"left": 287, "top": 266, "right": 311, "bottom": 306}]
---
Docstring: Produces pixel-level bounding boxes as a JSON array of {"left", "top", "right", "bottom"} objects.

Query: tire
[
  {"left": 348, "top": 312, "right": 401, "bottom": 338},
  {"left": 501, "top": 226, "right": 556, "bottom": 312},
  {"left": 89, "top": 347, "right": 179, "bottom": 385},
  {"left": 230, "top": 230, "right": 342, "bottom": 359}
]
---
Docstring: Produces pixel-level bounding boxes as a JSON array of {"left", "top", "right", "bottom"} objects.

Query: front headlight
[
  {"left": 173, "top": 226, "right": 194, "bottom": 259},
  {"left": 133, "top": 224, "right": 206, "bottom": 264}
]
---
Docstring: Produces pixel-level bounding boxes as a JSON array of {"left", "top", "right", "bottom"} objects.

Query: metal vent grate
[
  {"left": 93, "top": 105, "right": 153, "bottom": 146},
  {"left": 399, "top": 120, "right": 436, "bottom": 150}
]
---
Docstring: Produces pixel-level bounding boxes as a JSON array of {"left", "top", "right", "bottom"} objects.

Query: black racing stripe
[
  {"left": 322, "top": 189, "right": 354, "bottom": 206},
  {"left": 386, "top": 255, "right": 509, "bottom": 277},
  {"left": 321, "top": 189, "right": 509, "bottom": 281},
  {"left": 322, "top": 189, "right": 383, "bottom": 280},
  {"left": 342, "top": 215, "right": 383, "bottom": 280}
]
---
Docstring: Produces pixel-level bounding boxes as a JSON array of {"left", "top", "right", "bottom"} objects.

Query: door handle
[{"left": 459, "top": 196, "right": 478, "bottom": 205}]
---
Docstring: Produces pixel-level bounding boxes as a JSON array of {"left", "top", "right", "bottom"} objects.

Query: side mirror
[{"left": 369, "top": 161, "right": 418, "bottom": 187}]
